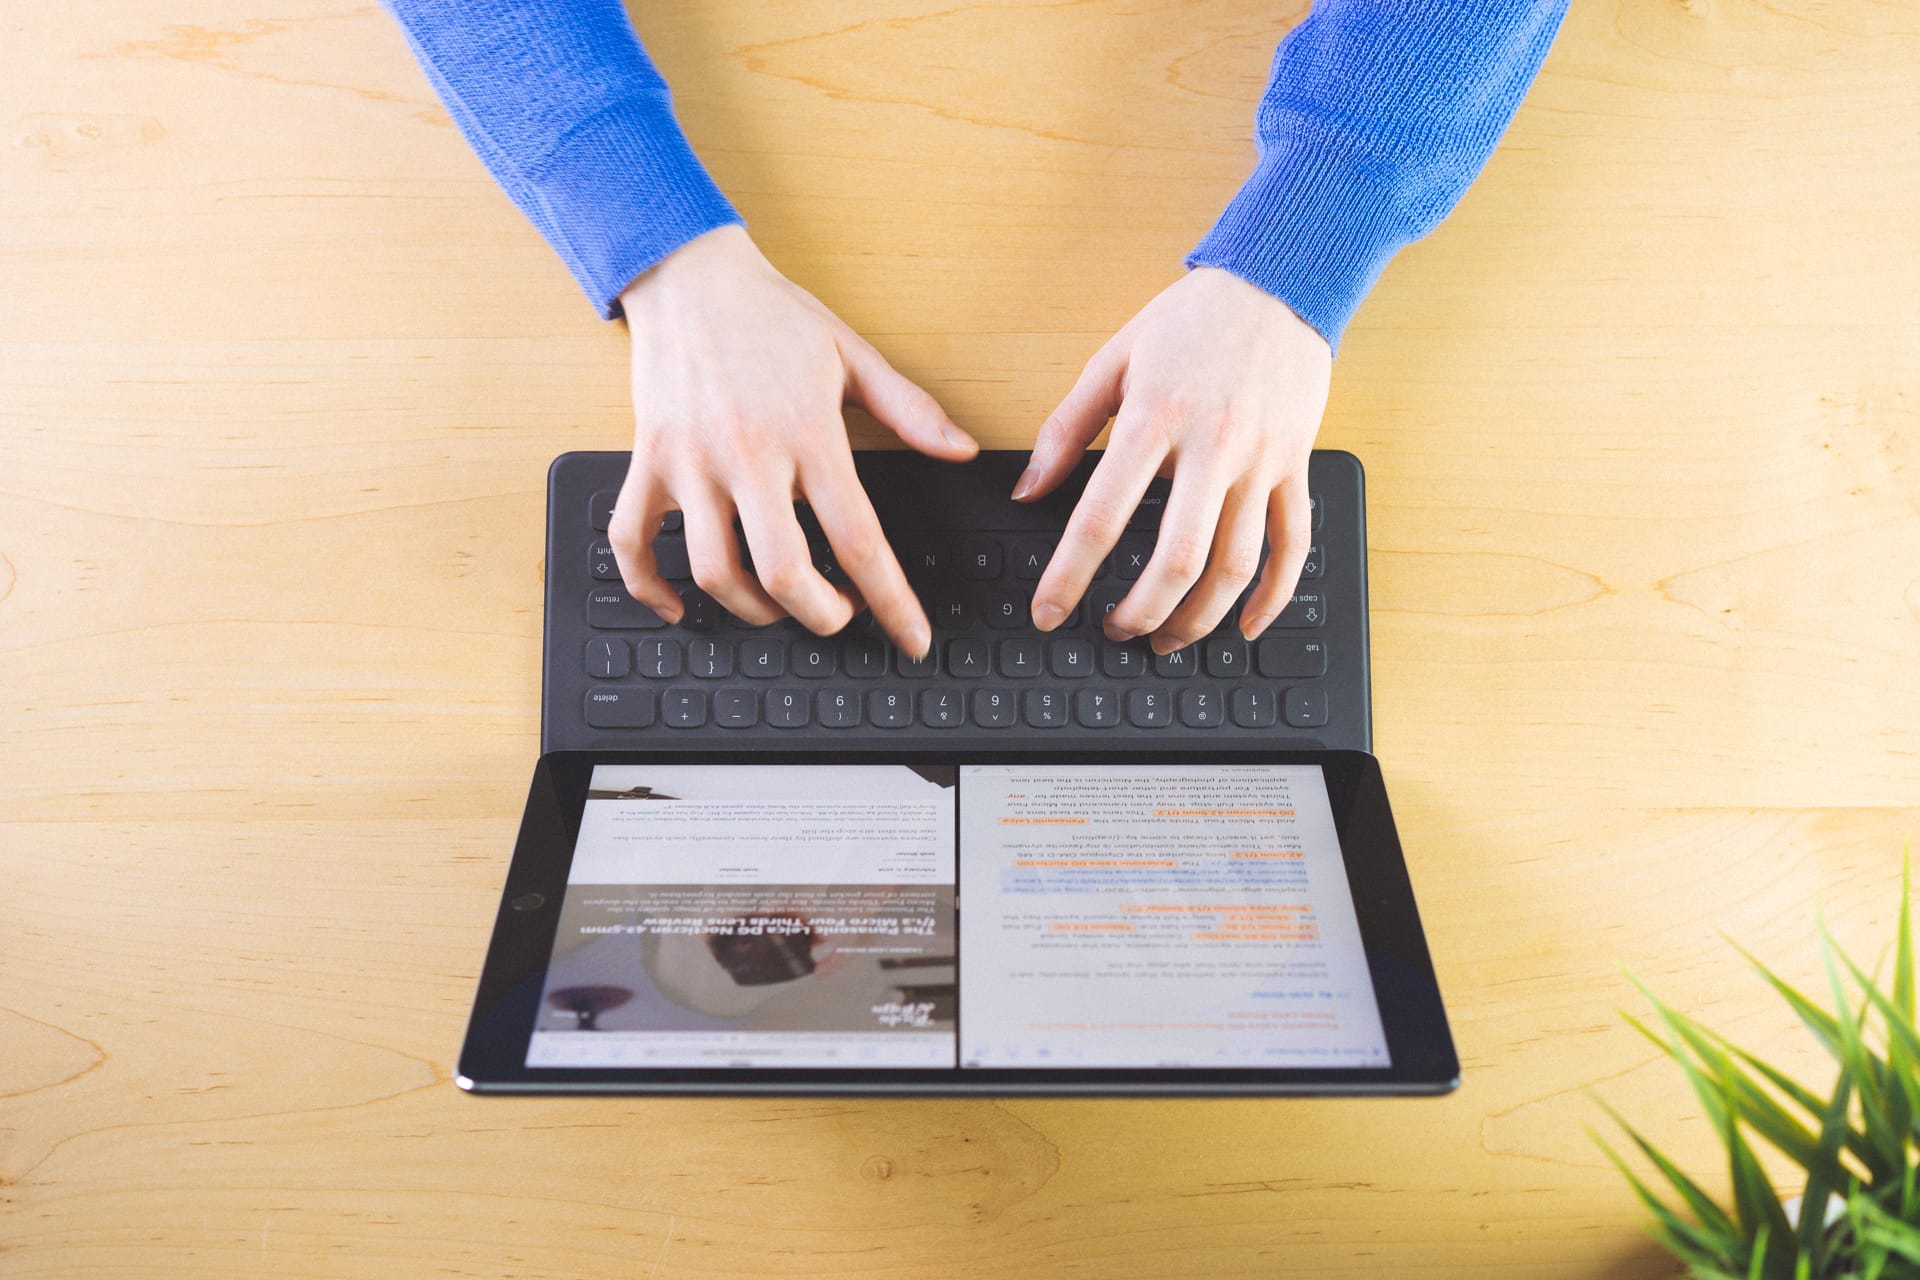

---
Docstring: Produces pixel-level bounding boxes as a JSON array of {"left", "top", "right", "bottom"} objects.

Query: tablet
[{"left": 457, "top": 750, "right": 1458, "bottom": 1095}]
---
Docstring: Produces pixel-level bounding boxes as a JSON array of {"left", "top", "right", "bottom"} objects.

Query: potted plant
[{"left": 1596, "top": 859, "right": 1920, "bottom": 1278}]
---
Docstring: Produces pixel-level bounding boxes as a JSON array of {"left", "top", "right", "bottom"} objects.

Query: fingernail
[
  {"left": 1242, "top": 613, "right": 1273, "bottom": 640},
  {"left": 1011, "top": 465, "right": 1039, "bottom": 501},
  {"left": 1032, "top": 601, "right": 1064, "bottom": 630},
  {"left": 1150, "top": 636, "right": 1177, "bottom": 656},
  {"left": 942, "top": 422, "right": 973, "bottom": 451},
  {"left": 904, "top": 623, "right": 931, "bottom": 661},
  {"left": 1104, "top": 623, "right": 1132, "bottom": 644}
]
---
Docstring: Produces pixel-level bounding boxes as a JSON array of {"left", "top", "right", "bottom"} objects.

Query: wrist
[{"left": 617, "top": 224, "right": 761, "bottom": 309}]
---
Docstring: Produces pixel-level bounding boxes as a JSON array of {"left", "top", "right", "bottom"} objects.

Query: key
[
  {"left": 1256, "top": 637, "right": 1327, "bottom": 678},
  {"left": 811, "top": 549, "right": 844, "bottom": 587},
  {"left": 1075, "top": 688, "right": 1119, "bottom": 727},
  {"left": 1179, "top": 687, "right": 1223, "bottom": 728},
  {"left": 662, "top": 688, "right": 708, "bottom": 728},
  {"left": 1273, "top": 592, "right": 1325, "bottom": 629},
  {"left": 1010, "top": 540, "right": 1052, "bottom": 580},
  {"left": 1231, "top": 687, "right": 1276, "bottom": 728},
  {"left": 660, "top": 511, "right": 684, "bottom": 533},
  {"left": 714, "top": 688, "right": 758, "bottom": 728},
  {"left": 920, "top": 690, "right": 966, "bottom": 728},
  {"left": 903, "top": 541, "right": 951, "bottom": 581},
  {"left": 586, "top": 588, "right": 666, "bottom": 630},
  {"left": 1153, "top": 645, "right": 1196, "bottom": 678},
  {"left": 1284, "top": 687, "right": 1329, "bottom": 727},
  {"left": 1302, "top": 544, "right": 1323, "bottom": 579},
  {"left": 897, "top": 647, "right": 939, "bottom": 678},
  {"left": 584, "top": 638, "right": 629, "bottom": 680},
  {"left": 589, "top": 541, "right": 620, "bottom": 580},
  {"left": 1204, "top": 637, "right": 1247, "bottom": 678},
  {"left": 999, "top": 638, "right": 1043, "bottom": 678},
  {"left": 1101, "top": 639, "right": 1148, "bottom": 679},
  {"left": 1112, "top": 539, "right": 1151, "bottom": 580},
  {"left": 653, "top": 536, "right": 691, "bottom": 580},
  {"left": 767, "top": 689, "right": 810, "bottom": 728},
  {"left": 973, "top": 689, "right": 1016, "bottom": 728},
  {"left": 583, "top": 686, "right": 653, "bottom": 728},
  {"left": 816, "top": 689, "right": 860, "bottom": 728},
  {"left": 983, "top": 587, "right": 1027, "bottom": 630},
  {"left": 933, "top": 595, "right": 973, "bottom": 630},
  {"left": 740, "top": 638, "right": 785, "bottom": 678},
  {"left": 1087, "top": 583, "right": 1126, "bottom": 624},
  {"left": 960, "top": 538, "right": 1002, "bottom": 580},
  {"left": 869, "top": 689, "right": 913, "bottom": 728},
  {"left": 678, "top": 587, "right": 720, "bottom": 631},
  {"left": 589, "top": 489, "right": 616, "bottom": 530},
  {"left": 688, "top": 638, "right": 733, "bottom": 679},
  {"left": 947, "top": 637, "right": 990, "bottom": 678},
  {"left": 1126, "top": 688, "right": 1172, "bottom": 727},
  {"left": 635, "top": 637, "right": 682, "bottom": 679},
  {"left": 792, "top": 636, "right": 836, "bottom": 678},
  {"left": 1023, "top": 688, "right": 1067, "bottom": 728},
  {"left": 1310, "top": 494, "right": 1323, "bottom": 531},
  {"left": 1049, "top": 637, "right": 1093, "bottom": 678},
  {"left": 842, "top": 636, "right": 886, "bottom": 679}
]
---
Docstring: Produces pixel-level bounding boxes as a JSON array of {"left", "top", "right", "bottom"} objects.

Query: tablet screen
[
  {"left": 958, "top": 763, "right": 1388, "bottom": 1069},
  {"left": 526, "top": 764, "right": 959, "bottom": 1069},
  {"left": 522, "top": 762, "right": 1388, "bottom": 1072}
]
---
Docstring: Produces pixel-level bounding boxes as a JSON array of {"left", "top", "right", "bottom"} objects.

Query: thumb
[{"left": 839, "top": 333, "right": 977, "bottom": 461}]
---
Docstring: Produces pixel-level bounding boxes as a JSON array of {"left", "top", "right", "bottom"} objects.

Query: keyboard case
[{"left": 543, "top": 450, "right": 1370, "bottom": 753}]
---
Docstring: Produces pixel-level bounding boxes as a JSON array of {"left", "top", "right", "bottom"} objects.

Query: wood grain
[{"left": 3, "top": 0, "right": 1917, "bottom": 1275}]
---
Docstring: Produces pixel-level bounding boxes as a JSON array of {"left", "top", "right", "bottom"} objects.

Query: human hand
[
  {"left": 609, "top": 225, "right": 978, "bottom": 658},
  {"left": 1013, "top": 267, "right": 1332, "bottom": 654}
]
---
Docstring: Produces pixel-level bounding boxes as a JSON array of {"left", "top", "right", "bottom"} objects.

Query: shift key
[{"left": 587, "top": 587, "right": 667, "bottom": 629}]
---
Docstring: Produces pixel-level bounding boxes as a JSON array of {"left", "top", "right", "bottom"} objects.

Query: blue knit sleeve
[
  {"left": 383, "top": 0, "right": 741, "bottom": 319},
  {"left": 1188, "top": 0, "right": 1569, "bottom": 351}
]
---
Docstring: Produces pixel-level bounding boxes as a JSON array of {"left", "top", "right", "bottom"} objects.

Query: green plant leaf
[
  {"left": 1592, "top": 1105, "right": 1737, "bottom": 1236},
  {"left": 1733, "top": 941, "right": 1845, "bottom": 1059},
  {"left": 1714, "top": 1032, "right": 1886, "bottom": 1177},
  {"left": 1593, "top": 1131, "right": 1744, "bottom": 1269},
  {"left": 1835, "top": 941, "right": 1920, "bottom": 1141},
  {"left": 1629, "top": 987, "right": 1828, "bottom": 1171},
  {"left": 1600, "top": 851, "right": 1920, "bottom": 1280},
  {"left": 1824, "top": 935, "right": 1903, "bottom": 1186},
  {"left": 1850, "top": 1187, "right": 1920, "bottom": 1263},
  {"left": 1797, "top": 1068, "right": 1856, "bottom": 1266},
  {"left": 1897, "top": 847, "right": 1914, "bottom": 1026}
]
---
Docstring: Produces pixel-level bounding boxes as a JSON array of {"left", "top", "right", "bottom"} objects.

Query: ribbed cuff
[
  {"left": 1186, "top": 139, "right": 1414, "bottom": 353},
  {"left": 523, "top": 93, "right": 741, "bottom": 319}
]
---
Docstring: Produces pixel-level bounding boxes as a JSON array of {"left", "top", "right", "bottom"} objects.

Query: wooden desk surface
[{"left": 4, "top": 2, "right": 1916, "bottom": 1275}]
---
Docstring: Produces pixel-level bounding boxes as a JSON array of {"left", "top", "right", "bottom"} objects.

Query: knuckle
[
  {"left": 690, "top": 557, "right": 741, "bottom": 596},
  {"left": 759, "top": 558, "right": 813, "bottom": 600},
  {"left": 1154, "top": 536, "right": 1209, "bottom": 583},
  {"left": 1071, "top": 498, "right": 1129, "bottom": 547},
  {"left": 833, "top": 531, "right": 887, "bottom": 577},
  {"left": 606, "top": 513, "right": 648, "bottom": 551},
  {"left": 1219, "top": 545, "right": 1264, "bottom": 583}
]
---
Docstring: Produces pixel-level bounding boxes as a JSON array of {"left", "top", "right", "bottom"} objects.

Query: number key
[
  {"left": 1023, "top": 689, "right": 1067, "bottom": 728},
  {"left": 869, "top": 689, "right": 913, "bottom": 728}
]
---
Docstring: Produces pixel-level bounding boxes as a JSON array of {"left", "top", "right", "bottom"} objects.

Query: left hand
[{"left": 1013, "top": 267, "right": 1333, "bottom": 654}]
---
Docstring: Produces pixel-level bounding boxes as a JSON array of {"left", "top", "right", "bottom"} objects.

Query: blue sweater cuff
[
  {"left": 1186, "top": 140, "right": 1414, "bottom": 354},
  {"left": 523, "top": 94, "right": 741, "bottom": 319}
]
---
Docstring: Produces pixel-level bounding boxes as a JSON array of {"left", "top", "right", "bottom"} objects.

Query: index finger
[
  {"left": 1028, "top": 409, "right": 1170, "bottom": 630},
  {"left": 801, "top": 454, "right": 932, "bottom": 660}
]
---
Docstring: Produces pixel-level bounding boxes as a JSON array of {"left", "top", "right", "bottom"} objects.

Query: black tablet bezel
[{"left": 457, "top": 748, "right": 1458, "bottom": 1096}]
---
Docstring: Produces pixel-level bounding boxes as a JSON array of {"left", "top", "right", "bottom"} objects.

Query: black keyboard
[{"left": 543, "top": 450, "right": 1370, "bottom": 752}]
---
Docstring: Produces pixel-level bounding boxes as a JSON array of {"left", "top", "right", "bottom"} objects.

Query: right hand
[{"left": 609, "top": 225, "right": 977, "bottom": 659}]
